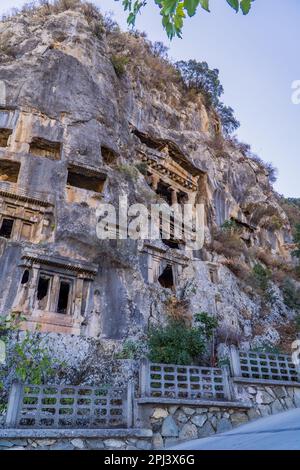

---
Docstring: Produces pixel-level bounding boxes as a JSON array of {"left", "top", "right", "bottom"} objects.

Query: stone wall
[
  {"left": 135, "top": 379, "right": 300, "bottom": 448},
  {"left": 0, "top": 429, "right": 153, "bottom": 451},
  {"left": 136, "top": 399, "right": 252, "bottom": 449},
  {"left": 233, "top": 379, "right": 300, "bottom": 418},
  {"left": 2, "top": 381, "right": 300, "bottom": 449}
]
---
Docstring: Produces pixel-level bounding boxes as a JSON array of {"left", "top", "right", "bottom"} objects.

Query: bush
[
  {"left": 292, "top": 224, "right": 300, "bottom": 259},
  {"left": 250, "top": 263, "right": 275, "bottom": 303},
  {"left": 251, "top": 263, "right": 272, "bottom": 291},
  {"left": 147, "top": 313, "right": 217, "bottom": 365},
  {"left": 281, "top": 278, "right": 300, "bottom": 311},
  {"left": 115, "top": 339, "right": 146, "bottom": 359},
  {"left": 221, "top": 219, "right": 240, "bottom": 233},
  {"left": 0, "top": 314, "right": 63, "bottom": 389},
  {"left": 111, "top": 55, "right": 129, "bottom": 77},
  {"left": 280, "top": 198, "right": 300, "bottom": 228},
  {"left": 224, "top": 260, "right": 250, "bottom": 282}
]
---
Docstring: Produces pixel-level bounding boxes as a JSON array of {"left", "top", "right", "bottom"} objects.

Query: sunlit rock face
[{"left": 0, "top": 6, "right": 296, "bottom": 353}]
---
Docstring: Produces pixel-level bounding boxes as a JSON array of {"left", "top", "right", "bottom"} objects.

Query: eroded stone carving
[{"left": 12, "top": 251, "right": 97, "bottom": 335}]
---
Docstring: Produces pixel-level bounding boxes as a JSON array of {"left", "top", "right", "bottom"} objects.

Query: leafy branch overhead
[{"left": 117, "top": 0, "right": 255, "bottom": 39}]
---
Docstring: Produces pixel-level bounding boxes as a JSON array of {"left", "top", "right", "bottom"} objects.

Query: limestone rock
[
  {"left": 71, "top": 438, "right": 86, "bottom": 449},
  {"left": 216, "top": 418, "right": 232, "bottom": 434},
  {"left": 152, "top": 408, "right": 168, "bottom": 419},
  {"left": 230, "top": 412, "right": 249, "bottom": 427},
  {"left": 152, "top": 433, "right": 164, "bottom": 449},
  {"left": 103, "top": 439, "right": 125, "bottom": 449},
  {"left": 136, "top": 440, "right": 152, "bottom": 450},
  {"left": 182, "top": 407, "right": 196, "bottom": 416},
  {"left": 273, "top": 387, "right": 287, "bottom": 400},
  {"left": 256, "top": 391, "right": 273, "bottom": 405},
  {"left": 198, "top": 421, "right": 215, "bottom": 438},
  {"left": 86, "top": 440, "right": 105, "bottom": 450},
  {"left": 271, "top": 400, "right": 284, "bottom": 414},
  {"left": 294, "top": 389, "right": 300, "bottom": 407},
  {"left": 35, "top": 439, "right": 57, "bottom": 447},
  {"left": 161, "top": 416, "right": 179, "bottom": 437},
  {"left": 179, "top": 423, "right": 198, "bottom": 441},
  {"left": 175, "top": 411, "right": 189, "bottom": 423},
  {"left": 191, "top": 414, "right": 207, "bottom": 427}
]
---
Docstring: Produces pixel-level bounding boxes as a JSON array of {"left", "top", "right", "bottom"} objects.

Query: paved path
[{"left": 170, "top": 408, "right": 300, "bottom": 450}]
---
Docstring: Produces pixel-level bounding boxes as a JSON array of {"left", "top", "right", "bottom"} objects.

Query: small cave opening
[
  {"left": 67, "top": 168, "right": 106, "bottom": 193},
  {"left": 158, "top": 265, "right": 174, "bottom": 289},
  {"left": 0, "top": 218, "right": 14, "bottom": 238},
  {"left": 101, "top": 146, "right": 117, "bottom": 165},
  {"left": 29, "top": 137, "right": 61, "bottom": 160},
  {"left": 0, "top": 159, "right": 20, "bottom": 183},
  {"left": 21, "top": 269, "right": 30, "bottom": 284},
  {"left": 0, "top": 128, "right": 12, "bottom": 147},
  {"left": 56, "top": 281, "right": 70, "bottom": 314}
]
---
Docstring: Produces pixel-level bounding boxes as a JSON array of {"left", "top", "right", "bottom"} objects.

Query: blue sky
[{"left": 1, "top": 0, "right": 299, "bottom": 197}]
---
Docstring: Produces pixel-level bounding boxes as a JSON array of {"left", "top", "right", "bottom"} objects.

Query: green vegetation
[
  {"left": 281, "top": 278, "right": 300, "bottom": 311},
  {"left": 147, "top": 313, "right": 217, "bottom": 365},
  {"left": 176, "top": 60, "right": 240, "bottom": 134},
  {"left": 292, "top": 224, "right": 300, "bottom": 259},
  {"left": 118, "top": 0, "right": 254, "bottom": 39},
  {"left": 0, "top": 314, "right": 63, "bottom": 389},
  {"left": 221, "top": 219, "right": 240, "bottom": 233},
  {"left": 252, "top": 341, "right": 281, "bottom": 355},
  {"left": 251, "top": 263, "right": 275, "bottom": 304},
  {"left": 115, "top": 339, "right": 146, "bottom": 359},
  {"left": 117, "top": 163, "right": 139, "bottom": 180},
  {"left": 111, "top": 54, "right": 130, "bottom": 77}
]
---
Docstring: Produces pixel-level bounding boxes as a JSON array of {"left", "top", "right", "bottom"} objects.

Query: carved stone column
[
  {"left": 171, "top": 189, "right": 178, "bottom": 205},
  {"left": 151, "top": 174, "right": 160, "bottom": 191}
]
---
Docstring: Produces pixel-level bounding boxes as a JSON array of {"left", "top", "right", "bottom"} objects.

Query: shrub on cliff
[
  {"left": 176, "top": 60, "right": 240, "bottom": 135},
  {"left": 250, "top": 263, "right": 275, "bottom": 304},
  {"left": 281, "top": 278, "right": 300, "bottom": 311},
  {"left": 147, "top": 313, "right": 217, "bottom": 365}
]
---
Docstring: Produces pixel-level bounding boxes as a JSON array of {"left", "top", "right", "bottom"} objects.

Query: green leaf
[
  {"left": 240, "top": 0, "right": 252, "bottom": 15},
  {"left": 199, "top": 0, "right": 210, "bottom": 12},
  {"left": 183, "top": 0, "right": 199, "bottom": 17},
  {"left": 226, "top": 0, "right": 239, "bottom": 12},
  {"left": 127, "top": 12, "right": 136, "bottom": 26},
  {"left": 161, "top": 0, "right": 178, "bottom": 16}
]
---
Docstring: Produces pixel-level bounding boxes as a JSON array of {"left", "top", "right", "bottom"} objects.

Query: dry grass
[
  {"left": 216, "top": 325, "right": 241, "bottom": 346},
  {"left": 210, "top": 228, "right": 247, "bottom": 260},
  {"left": 276, "top": 321, "right": 297, "bottom": 353},
  {"left": 107, "top": 30, "right": 181, "bottom": 93},
  {"left": 165, "top": 296, "right": 192, "bottom": 326},
  {"left": 224, "top": 260, "right": 250, "bottom": 282}
]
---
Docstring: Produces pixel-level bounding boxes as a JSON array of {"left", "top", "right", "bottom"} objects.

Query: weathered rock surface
[{"left": 0, "top": 3, "right": 297, "bottom": 390}]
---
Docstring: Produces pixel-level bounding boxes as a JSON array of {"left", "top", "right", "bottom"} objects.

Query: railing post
[
  {"left": 222, "top": 366, "right": 232, "bottom": 401},
  {"left": 139, "top": 358, "right": 150, "bottom": 397},
  {"left": 5, "top": 380, "right": 24, "bottom": 428},
  {"left": 126, "top": 380, "right": 134, "bottom": 428},
  {"left": 229, "top": 346, "right": 241, "bottom": 377}
]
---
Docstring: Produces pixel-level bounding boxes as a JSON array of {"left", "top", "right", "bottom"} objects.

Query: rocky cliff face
[{"left": 0, "top": 3, "right": 297, "bottom": 358}]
